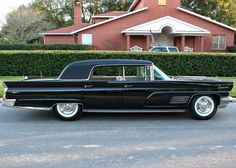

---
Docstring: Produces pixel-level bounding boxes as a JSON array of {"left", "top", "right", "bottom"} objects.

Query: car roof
[{"left": 59, "top": 59, "right": 153, "bottom": 79}]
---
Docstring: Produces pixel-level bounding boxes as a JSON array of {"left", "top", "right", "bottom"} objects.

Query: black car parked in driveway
[{"left": 2, "top": 59, "right": 235, "bottom": 121}]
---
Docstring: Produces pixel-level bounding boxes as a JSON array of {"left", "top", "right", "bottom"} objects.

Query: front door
[
  {"left": 82, "top": 65, "right": 123, "bottom": 109},
  {"left": 122, "top": 65, "right": 178, "bottom": 109},
  {"left": 154, "top": 34, "right": 173, "bottom": 46},
  {"left": 122, "top": 65, "right": 153, "bottom": 109}
]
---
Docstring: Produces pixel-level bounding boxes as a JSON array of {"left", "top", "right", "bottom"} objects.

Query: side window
[
  {"left": 151, "top": 47, "right": 162, "bottom": 52},
  {"left": 90, "top": 66, "right": 123, "bottom": 81},
  {"left": 125, "top": 66, "right": 150, "bottom": 81},
  {"left": 161, "top": 47, "right": 168, "bottom": 52},
  {"left": 154, "top": 70, "right": 164, "bottom": 80},
  {"left": 212, "top": 35, "right": 226, "bottom": 50}
]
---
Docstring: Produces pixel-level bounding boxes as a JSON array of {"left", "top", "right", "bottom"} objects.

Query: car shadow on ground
[
  {"left": 0, "top": 107, "right": 194, "bottom": 122},
  {"left": 82, "top": 112, "right": 191, "bottom": 121},
  {"left": 2, "top": 106, "right": 230, "bottom": 122}
]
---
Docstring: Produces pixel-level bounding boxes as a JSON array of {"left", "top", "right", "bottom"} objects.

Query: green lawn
[
  {"left": 220, "top": 77, "right": 236, "bottom": 98},
  {"left": 0, "top": 76, "right": 235, "bottom": 98},
  {"left": 0, "top": 76, "right": 24, "bottom": 97}
]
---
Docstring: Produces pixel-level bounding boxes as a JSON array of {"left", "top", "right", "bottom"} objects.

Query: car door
[
  {"left": 122, "top": 65, "right": 176, "bottom": 109},
  {"left": 82, "top": 65, "right": 123, "bottom": 110},
  {"left": 122, "top": 65, "right": 153, "bottom": 109}
]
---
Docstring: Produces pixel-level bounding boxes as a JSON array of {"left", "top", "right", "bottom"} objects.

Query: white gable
[{"left": 122, "top": 16, "right": 211, "bottom": 35}]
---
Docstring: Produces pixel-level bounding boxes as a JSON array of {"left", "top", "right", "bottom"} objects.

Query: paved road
[{"left": 0, "top": 104, "right": 236, "bottom": 168}]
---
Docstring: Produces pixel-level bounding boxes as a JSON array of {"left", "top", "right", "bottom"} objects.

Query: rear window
[{"left": 168, "top": 47, "right": 179, "bottom": 52}]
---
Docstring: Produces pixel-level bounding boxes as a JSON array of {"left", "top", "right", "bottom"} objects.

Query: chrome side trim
[
  {"left": 14, "top": 106, "right": 52, "bottom": 111},
  {"left": 14, "top": 106, "right": 51, "bottom": 111},
  {"left": 2, "top": 99, "right": 16, "bottom": 107},
  {"left": 170, "top": 96, "right": 190, "bottom": 104},
  {"left": 83, "top": 109, "right": 186, "bottom": 113},
  {"left": 13, "top": 102, "right": 84, "bottom": 111}
]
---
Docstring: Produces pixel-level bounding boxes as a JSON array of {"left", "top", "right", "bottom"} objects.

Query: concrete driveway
[{"left": 0, "top": 104, "right": 236, "bottom": 168}]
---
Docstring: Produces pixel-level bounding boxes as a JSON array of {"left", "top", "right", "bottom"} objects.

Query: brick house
[{"left": 41, "top": 0, "right": 236, "bottom": 52}]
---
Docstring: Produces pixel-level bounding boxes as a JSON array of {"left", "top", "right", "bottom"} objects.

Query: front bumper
[
  {"left": 219, "top": 96, "right": 236, "bottom": 108},
  {"left": 2, "top": 99, "right": 16, "bottom": 108}
]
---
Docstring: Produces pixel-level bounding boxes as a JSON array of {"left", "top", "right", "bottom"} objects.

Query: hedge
[
  {"left": 0, "top": 51, "right": 235, "bottom": 77},
  {"left": 0, "top": 44, "right": 93, "bottom": 50}
]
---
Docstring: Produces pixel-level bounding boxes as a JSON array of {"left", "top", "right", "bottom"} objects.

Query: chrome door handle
[
  {"left": 84, "top": 85, "right": 93, "bottom": 88},
  {"left": 124, "top": 85, "right": 133, "bottom": 88}
]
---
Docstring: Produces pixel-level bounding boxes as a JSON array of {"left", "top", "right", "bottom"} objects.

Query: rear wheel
[
  {"left": 54, "top": 103, "right": 83, "bottom": 121},
  {"left": 188, "top": 96, "right": 217, "bottom": 120}
]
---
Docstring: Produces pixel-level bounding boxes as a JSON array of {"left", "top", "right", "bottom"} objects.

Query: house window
[
  {"left": 158, "top": 0, "right": 166, "bottom": 5},
  {"left": 212, "top": 35, "right": 226, "bottom": 50},
  {"left": 82, "top": 34, "right": 93, "bottom": 45}
]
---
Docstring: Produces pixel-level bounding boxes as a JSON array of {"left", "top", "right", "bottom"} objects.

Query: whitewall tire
[
  {"left": 54, "top": 103, "right": 83, "bottom": 121},
  {"left": 189, "top": 96, "right": 217, "bottom": 120}
]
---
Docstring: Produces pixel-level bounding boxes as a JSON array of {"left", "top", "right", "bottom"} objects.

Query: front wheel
[
  {"left": 188, "top": 96, "right": 217, "bottom": 120},
  {"left": 54, "top": 103, "right": 83, "bottom": 121}
]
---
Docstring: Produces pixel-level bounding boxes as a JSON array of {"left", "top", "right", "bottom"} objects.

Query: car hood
[{"left": 173, "top": 76, "right": 221, "bottom": 82}]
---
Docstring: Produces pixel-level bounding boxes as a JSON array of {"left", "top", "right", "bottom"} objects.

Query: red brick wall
[
  {"left": 130, "top": 36, "right": 146, "bottom": 50},
  {"left": 45, "top": 35, "right": 75, "bottom": 44}
]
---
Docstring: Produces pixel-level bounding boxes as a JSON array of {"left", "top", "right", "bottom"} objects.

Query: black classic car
[{"left": 2, "top": 59, "right": 235, "bottom": 121}]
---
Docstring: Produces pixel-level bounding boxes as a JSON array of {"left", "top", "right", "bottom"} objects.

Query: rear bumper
[
  {"left": 2, "top": 99, "right": 16, "bottom": 107},
  {"left": 219, "top": 96, "right": 236, "bottom": 108}
]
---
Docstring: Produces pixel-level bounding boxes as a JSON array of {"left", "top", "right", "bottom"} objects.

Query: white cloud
[{"left": 0, "top": 0, "right": 33, "bottom": 28}]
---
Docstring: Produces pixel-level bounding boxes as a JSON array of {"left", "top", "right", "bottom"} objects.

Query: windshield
[{"left": 153, "top": 65, "right": 170, "bottom": 80}]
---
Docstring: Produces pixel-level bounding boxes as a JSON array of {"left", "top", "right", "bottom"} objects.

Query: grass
[
  {"left": 220, "top": 77, "right": 236, "bottom": 97},
  {"left": 0, "top": 76, "right": 235, "bottom": 98},
  {"left": 0, "top": 76, "right": 24, "bottom": 97}
]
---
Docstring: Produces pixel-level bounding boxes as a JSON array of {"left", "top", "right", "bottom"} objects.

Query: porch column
[
  {"left": 194, "top": 36, "right": 198, "bottom": 52},
  {"left": 146, "top": 35, "right": 151, "bottom": 51},
  {"left": 200, "top": 36, "right": 204, "bottom": 52},
  {"left": 126, "top": 35, "right": 131, "bottom": 51},
  {"left": 181, "top": 36, "right": 186, "bottom": 52}
]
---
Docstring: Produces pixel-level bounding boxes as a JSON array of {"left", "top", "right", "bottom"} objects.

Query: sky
[{"left": 0, "top": 0, "right": 33, "bottom": 27}]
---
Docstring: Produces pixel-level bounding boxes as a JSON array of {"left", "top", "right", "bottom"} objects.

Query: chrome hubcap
[
  {"left": 194, "top": 96, "right": 215, "bottom": 117},
  {"left": 56, "top": 103, "right": 79, "bottom": 118}
]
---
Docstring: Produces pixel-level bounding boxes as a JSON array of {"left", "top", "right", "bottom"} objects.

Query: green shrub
[
  {"left": 228, "top": 46, "right": 236, "bottom": 53},
  {"left": 0, "top": 44, "right": 93, "bottom": 50},
  {"left": 0, "top": 51, "right": 235, "bottom": 77}
]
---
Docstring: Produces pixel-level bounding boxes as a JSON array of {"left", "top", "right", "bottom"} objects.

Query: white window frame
[
  {"left": 212, "top": 35, "right": 227, "bottom": 50},
  {"left": 82, "top": 34, "right": 93, "bottom": 45}
]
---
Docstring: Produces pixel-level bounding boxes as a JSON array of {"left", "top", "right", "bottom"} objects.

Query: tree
[
  {"left": 217, "top": 0, "right": 236, "bottom": 27},
  {"left": 2, "top": 5, "right": 55, "bottom": 43},
  {"left": 101, "top": 0, "right": 133, "bottom": 12},
  {"left": 181, "top": 0, "right": 236, "bottom": 27},
  {"left": 32, "top": 0, "right": 74, "bottom": 27},
  {"left": 33, "top": 0, "right": 133, "bottom": 26}
]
